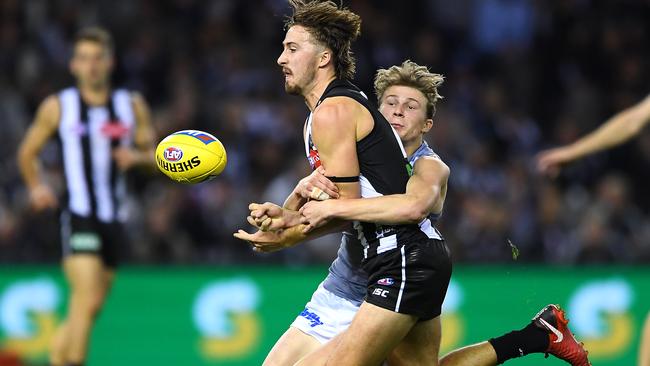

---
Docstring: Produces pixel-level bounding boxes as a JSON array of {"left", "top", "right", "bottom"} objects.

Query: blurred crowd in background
[{"left": 1, "top": 0, "right": 650, "bottom": 266}]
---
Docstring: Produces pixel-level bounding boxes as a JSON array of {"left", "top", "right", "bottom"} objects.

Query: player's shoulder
[
  {"left": 412, "top": 142, "right": 444, "bottom": 164},
  {"left": 312, "top": 97, "right": 363, "bottom": 128},
  {"left": 33, "top": 94, "right": 62, "bottom": 128},
  {"left": 414, "top": 155, "right": 449, "bottom": 176},
  {"left": 39, "top": 94, "right": 62, "bottom": 114}
]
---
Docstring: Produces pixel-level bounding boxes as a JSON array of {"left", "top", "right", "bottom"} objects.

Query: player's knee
[{"left": 86, "top": 294, "right": 106, "bottom": 318}]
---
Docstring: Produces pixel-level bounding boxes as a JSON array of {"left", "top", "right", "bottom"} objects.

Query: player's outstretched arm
[
  {"left": 17, "top": 95, "right": 61, "bottom": 212},
  {"left": 537, "top": 94, "right": 650, "bottom": 176},
  {"left": 300, "top": 156, "right": 449, "bottom": 231}
]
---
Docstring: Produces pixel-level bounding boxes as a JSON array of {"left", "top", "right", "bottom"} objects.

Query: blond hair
[
  {"left": 374, "top": 60, "right": 444, "bottom": 118},
  {"left": 285, "top": 1, "right": 361, "bottom": 80},
  {"left": 74, "top": 26, "right": 114, "bottom": 54}
]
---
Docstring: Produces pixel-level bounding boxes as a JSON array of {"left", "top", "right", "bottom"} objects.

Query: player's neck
[
  {"left": 303, "top": 74, "right": 337, "bottom": 111},
  {"left": 78, "top": 83, "right": 110, "bottom": 106},
  {"left": 405, "top": 138, "right": 423, "bottom": 158}
]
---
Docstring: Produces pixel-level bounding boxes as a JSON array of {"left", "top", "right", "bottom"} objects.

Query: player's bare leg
[
  {"left": 59, "top": 255, "right": 114, "bottom": 365},
  {"left": 387, "top": 316, "right": 441, "bottom": 366},
  {"left": 295, "top": 302, "right": 418, "bottom": 366},
  {"left": 440, "top": 304, "right": 592, "bottom": 366},
  {"left": 640, "top": 311, "right": 650, "bottom": 366},
  {"left": 294, "top": 333, "right": 342, "bottom": 366},
  {"left": 439, "top": 342, "right": 497, "bottom": 366},
  {"left": 263, "top": 327, "right": 321, "bottom": 366},
  {"left": 49, "top": 319, "right": 69, "bottom": 366}
]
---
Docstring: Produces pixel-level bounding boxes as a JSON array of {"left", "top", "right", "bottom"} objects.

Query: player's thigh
[
  {"left": 294, "top": 333, "right": 343, "bottom": 366},
  {"left": 388, "top": 316, "right": 441, "bottom": 366},
  {"left": 264, "top": 327, "right": 321, "bottom": 366},
  {"left": 297, "top": 301, "right": 417, "bottom": 366}
]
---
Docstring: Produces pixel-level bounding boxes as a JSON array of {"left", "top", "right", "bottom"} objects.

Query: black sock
[{"left": 488, "top": 322, "right": 550, "bottom": 364}]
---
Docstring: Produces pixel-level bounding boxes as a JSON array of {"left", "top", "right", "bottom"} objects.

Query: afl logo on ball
[{"left": 164, "top": 147, "right": 184, "bottom": 162}]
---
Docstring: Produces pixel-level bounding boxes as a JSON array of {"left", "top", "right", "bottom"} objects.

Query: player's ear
[
  {"left": 422, "top": 118, "right": 433, "bottom": 134},
  {"left": 318, "top": 49, "right": 332, "bottom": 69}
]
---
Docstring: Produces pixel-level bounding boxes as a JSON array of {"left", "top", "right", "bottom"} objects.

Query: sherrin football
[{"left": 155, "top": 130, "right": 227, "bottom": 184}]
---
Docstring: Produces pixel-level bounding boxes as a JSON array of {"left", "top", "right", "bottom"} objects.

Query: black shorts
[
  {"left": 60, "top": 211, "right": 125, "bottom": 268},
  {"left": 363, "top": 239, "right": 452, "bottom": 320}
]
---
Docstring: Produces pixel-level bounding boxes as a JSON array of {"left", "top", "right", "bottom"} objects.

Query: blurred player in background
[
  {"left": 17, "top": 27, "right": 155, "bottom": 366},
  {"left": 254, "top": 60, "right": 590, "bottom": 365},
  {"left": 537, "top": 95, "right": 650, "bottom": 366}
]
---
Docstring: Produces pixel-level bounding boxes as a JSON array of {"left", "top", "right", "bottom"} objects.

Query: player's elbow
[
  {"left": 402, "top": 201, "right": 429, "bottom": 224},
  {"left": 408, "top": 209, "right": 429, "bottom": 224}
]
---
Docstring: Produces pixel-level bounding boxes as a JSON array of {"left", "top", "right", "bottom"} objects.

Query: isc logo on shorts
[
  {"left": 372, "top": 288, "right": 389, "bottom": 298},
  {"left": 164, "top": 147, "right": 183, "bottom": 162}
]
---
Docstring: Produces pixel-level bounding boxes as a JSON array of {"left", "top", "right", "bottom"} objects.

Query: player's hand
[
  {"left": 233, "top": 229, "right": 294, "bottom": 253},
  {"left": 536, "top": 147, "right": 575, "bottom": 178},
  {"left": 247, "top": 202, "right": 284, "bottom": 231},
  {"left": 295, "top": 166, "right": 339, "bottom": 200},
  {"left": 299, "top": 199, "right": 334, "bottom": 233},
  {"left": 28, "top": 184, "right": 58, "bottom": 212},
  {"left": 112, "top": 147, "right": 143, "bottom": 171},
  {"left": 247, "top": 202, "right": 302, "bottom": 232}
]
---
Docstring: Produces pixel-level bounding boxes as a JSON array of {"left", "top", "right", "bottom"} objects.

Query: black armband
[{"left": 326, "top": 176, "right": 360, "bottom": 183}]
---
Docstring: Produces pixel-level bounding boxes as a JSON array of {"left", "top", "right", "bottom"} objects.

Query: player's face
[
  {"left": 277, "top": 25, "right": 322, "bottom": 95},
  {"left": 70, "top": 41, "right": 113, "bottom": 89},
  {"left": 379, "top": 85, "right": 433, "bottom": 145}
]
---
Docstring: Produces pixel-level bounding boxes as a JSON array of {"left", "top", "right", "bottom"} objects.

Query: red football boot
[{"left": 533, "top": 304, "right": 591, "bottom": 366}]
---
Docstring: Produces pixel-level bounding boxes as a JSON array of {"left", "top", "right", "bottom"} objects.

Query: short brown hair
[
  {"left": 374, "top": 60, "right": 444, "bottom": 118},
  {"left": 74, "top": 27, "right": 114, "bottom": 54},
  {"left": 285, "top": 1, "right": 361, "bottom": 80}
]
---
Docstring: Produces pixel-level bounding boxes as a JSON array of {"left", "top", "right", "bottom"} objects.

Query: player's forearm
[
  {"left": 281, "top": 219, "right": 348, "bottom": 246},
  {"left": 568, "top": 107, "right": 649, "bottom": 159},
  {"left": 283, "top": 190, "right": 307, "bottom": 210},
  {"left": 17, "top": 148, "right": 43, "bottom": 190},
  {"left": 330, "top": 195, "right": 428, "bottom": 225},
  {"left": 280, "top": 208, "right": 303, "bottom": 228}
]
